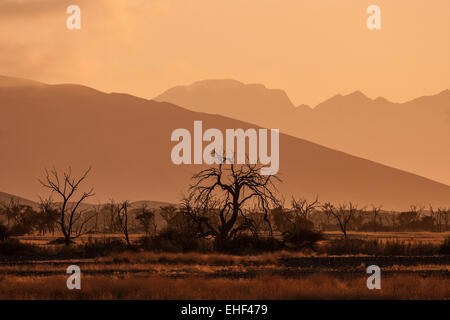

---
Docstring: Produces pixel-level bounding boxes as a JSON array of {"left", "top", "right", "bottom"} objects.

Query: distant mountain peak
[
  {"left": 161, "top": 79, "right": 289, "bottom": 95},
  {"left": 346, "top": 90, "right": 369, "bottom": 99},
  {"left": 181, "top": 79, "right": 245, "bottom": 91},
  {"left": 296, "top": 104, "right": 313, "bottom": 112},
  {"left": 0, "top": 75, "right": 45, "bottom": 88},
  {"left": 314, "top": 90, "right": 372, "bottom": 111},
  {"left": 154, "top": 79, "right": 296, "bottom": 122},
  {"left": 1, "top": 76, "right": 450, "bottom": 209},
  {"left": 374, "top": 96, "right": 391, "bottom": 103}
]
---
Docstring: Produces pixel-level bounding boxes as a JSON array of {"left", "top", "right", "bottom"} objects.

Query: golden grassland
[
  {"left": 17, "top": 231, "right": 450, "bottom": 246},
  {"left": 0, "top": 249, "right": 448, "bottom": 299},
  {"left": 0, "top": 274, "right": 448, "bottom": 299},
  {"left": 0, "top": 257, "right": 447, "bottom": 279},
  {"left": 1, "top": 232, "right": 448, "bottom": 300},
  {"left": 325, "top": 231, "right": 450, "bottom": 244}
]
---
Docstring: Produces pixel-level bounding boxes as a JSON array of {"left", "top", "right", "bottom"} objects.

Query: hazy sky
[{"left": 1, "top": 0, "right": 449, "bottom": 106}]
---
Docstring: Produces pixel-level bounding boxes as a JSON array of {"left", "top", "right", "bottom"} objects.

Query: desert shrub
[
  {"left": 0, "top": 239, "right": 43, "bottom": 256},
  {"left": 323, "top": 239, "right": 440, "bottom": 256},
  {"left": 54, "top": 244, "right": 86, "bottom": 257},
  {"left": 82, "top": 238, "right": 131, "bottom": 256},
  {"left": 219, "top": 235, "right": 283, "bottom": 254},
  {"left": 0, "top": 224, "right": 8, "bottom": 242},
  {"left": 7, "top": 223, "right": 34, "bottom": 237},
  {"left": 439, "top": 237, "right": 450, "bottom": 255},
  {"left": 0, "top": 219, "right": 35, "bottom": 242},
  {"left": 52, "top": 238, "right": 131, "bottom": 258},
  {"left": 48, "top": 238, "right": 76, "bottom": 245},
  {"left": 142, "top": 228, "right": 211, "bottom": 253},
  {"left": 272, "top": 207, "right": 315, "bottom": 234},
  {"left": 382, "top": 240, "right": 437, "bottom": 255},
  {"left": 324, "top": 239, "right": 377, "bottom": 255},
  {"left": 282, "top": 229, "right": 323, "bottom": 251},
  {"left": 0, "top": 238, "right": 134, "bottom": 259}
]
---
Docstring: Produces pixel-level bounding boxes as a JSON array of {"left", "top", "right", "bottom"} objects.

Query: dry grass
[
  {"left": 324, "top": 231, "right": 450, "bottom": 244},
  {"left": 0, "top": 274, "right": 447, "bottom": 299},
  {"left": 97, "top": 250, "right": 317, "bottom": 265},
  {"left": 18, "top": 231, "right": 450, "bottom": 246}
]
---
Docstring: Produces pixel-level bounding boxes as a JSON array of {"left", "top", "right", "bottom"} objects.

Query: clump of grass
[
  {"left": 101, "top": 251, "right": 254, "bottom": 265},
  {"left": 0, "top": 274, "right": 447, "bottom": 299},
  {"left": 322, "top": 239, "right": 440, "bottom": 256},
  {"left": 98, "top": 249, "right": 317, "bottom": 266},
  {"left": 0, "top": 238, "right": 135, "bottom": 260},
  {"left": 139, "top": 229, "right": 213, "bottom": 253},
  {"left": 0, "top": 239, "right": 44, "bottom": 257},
  {"left": 439, "top": 237, "right": 450, "bottom": 255}
]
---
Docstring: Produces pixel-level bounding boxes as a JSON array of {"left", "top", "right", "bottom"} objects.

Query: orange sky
[{"left": 1, "top": 0, "right": 449, "bottom": 106}]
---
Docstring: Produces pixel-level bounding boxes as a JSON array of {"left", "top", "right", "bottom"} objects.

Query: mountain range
[
  {"left": 1, "top": 75, "right": 449, "bottom": 210},
  {"left": 155, "top": 79, "right": 450, "bottom": 185}
]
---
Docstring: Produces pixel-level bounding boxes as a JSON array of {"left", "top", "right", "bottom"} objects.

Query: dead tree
[
  {"left": 397, "top": 205, "right": 424, "bottom": 231},
  {"left": 274, "top": 197, "right": 319, "bottom": 234},
  {"left": 370, "top": 205, "right": 382, "bottom": 232},
  {"left": 39, "top": 167, "right": 95, "bottom": 245},
  {"left": 0, "top": 198, "right": 22, "bottom": 229},
  {"left": 160, "top": 205, "right": 178, "bottom": 227},
  {"left": 322, "top": 202, "right": 360, "bottom": 240},
  {"left": 136, "top": 203, "right": 157, "bottom": 237},
  {"left": 430, "top": 206, "right": 449, "bottom": 232},
  {"left": 185, "top": 161, "right": 280, "bottom": 249},
  {"left": 445, "top": 209, "right": 449, "bottom": 232},
  {"left": 108, "top": 200, "right": 131, "bottom": 245},
  {"left": 383, "top": 212, "right": 397, "bottom": 232},
  {"left": 0, "top": 198, "right": 37, "bottom": 240},
  {"left": 291, "top": 197, "right": 319, "bottom": 221},
  {"left": 37, "top": 196, "right": 59, "bottom": 235}
]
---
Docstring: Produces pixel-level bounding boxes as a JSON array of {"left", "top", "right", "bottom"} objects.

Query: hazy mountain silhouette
[
  {"left": 155, "top": 80, "right": 450, "bottom": 185},
  {"left": 0, "top": 75, "right": 45, "bottom": 88},
  {"left": 0, "top": 191, "right": 38, "bottom": 208},
  {"left": 155, "top": 79, "right": 295, "bottom": 128},
  {"left": 1, "top": 76, "right": 450, "bottom": 210},
  {"left": 0, "top": 190, "right": 172, "bottom": 216}
]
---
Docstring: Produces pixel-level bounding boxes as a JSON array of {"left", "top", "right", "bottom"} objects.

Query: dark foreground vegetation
[
  {"left": 0, "top": 273, "right": 448, "bottom": 299},
  {"left": 1, "top": 164, "right": 449, "bottom": 258},
  {"left": 1, "top": 235, "right": 449, "bottom": 261}
]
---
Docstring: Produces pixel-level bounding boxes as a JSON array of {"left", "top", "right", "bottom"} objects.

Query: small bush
[
  {"left": 439, "top": 237, "right": 450, "bottom": 255},
  {"left": 323, "top": 239, "right": 440, "bottom": 256},
  {"left": 283, "top": 229, "right": 324, "bottom": 251},
  {"left": 142, "top": 228, "right": 211, "bottom": 253},
  {"left": 0, "top": 224, "right": 8, "bottom": 242},
  {"left": 324, "top": 239, "right": 374, "bottom": 255},
  {"left": 48, "top": 238, "right": 76, "bottom": 245},
  {"left": 82, "top": 238, "right": 131, "bottom": 256},
  {"left": 219, "top": 235, "right": 283, "bottom": 254},
  {"left": 0, "top": 239, "right": 43, "bottom": 257}
]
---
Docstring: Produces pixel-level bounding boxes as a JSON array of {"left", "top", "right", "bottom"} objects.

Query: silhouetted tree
[
  {"left": 322, "top": 202, "right": 361, "bottom": 240},
  {"left": 0, "top": 198, "right": 38, "bottom": 241},
  {"left": 108, "top": 200, "right": 131, "bottom": 245},
  {"left": 430, "top": 206, "right": 449, "bottom": 232},
  {"left": 185, "top": 161, "right": 280, "bottom": 249},
  {"left": 273, "top": 197, "right": 318, "bottom": 235},
  {"left": 397, "top": 205, "right": 423, "bottom": 231},
  {"left": 369, "top": 205, "right": 382, "bottom": 232},
  {"left": 39, "top": 167, "right": 95, "bottom": 245},
  {"left": 160, "top": 205, "right": 178, "bottom": 227},
  {"left": 160, "top": 205, "right": 195, "bottom": 234},
  {"left": 37, "top": 197, "right": 59, "bottom": 235},
  {"left": 136, "top": 204, "right": 157, "bottom": 237},
  {"left": 291, "top": 197, "right": 319, "bottom": 222}
]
